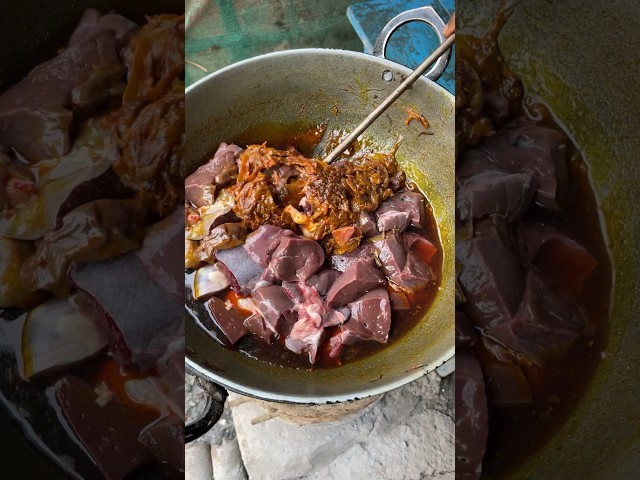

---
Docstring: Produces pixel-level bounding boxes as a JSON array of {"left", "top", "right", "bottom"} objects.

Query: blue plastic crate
[{"left": 347, "top": 0, "right": 454, "bottom": 93}]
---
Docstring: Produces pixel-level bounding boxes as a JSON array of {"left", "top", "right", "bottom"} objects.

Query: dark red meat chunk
[
  {"left": 347, "top": 288, "right": 392, "bottom": 343},
  {"left": 307, "top": 269, "right": 342, "bottom": 296},
  {"left": 206, "top": 297, "right": 249, "bottom": 345},
  {"left": 325, "top": 259, "right": 385, "bottom": 307},
  {"left": 243, "top": 224, "right": 293, "bottom": 267},
  {"left": 243, "top": 315, "right": 275, "bottom": 344},
  {"left": 55, "top": 374, "right": 153, "bottom": 480},
  {"left": 185, "top": 143, "right": 242, "bottom": 206},
  {"left": 375, "top": 231, "right": 407, "bottom": 277},
  {"left": 486, "top": 268, "right": 588, "bottom": 367},
  {"left": 269, "top": 236, "right": 325, "bottom": 282},
  {"left": 455, "top": 352, "right": 489, "bottom": 480},
  {"left": 252, "top": 285, "right": 295, "bottom": 332},
  {"left": 375, "top": 190, "right": 426, "bottom": 229},
  {"left": 517, "top": 222, "right": 598, "bottom": 294},
  {"left": 456, "top": 218, "right": 524, "bottom": 329},
  {"left": 215, "top": 245, "right": 263, "bottom": 294},
  {"left": 358, "top": 211, "right": 379, "bottom": 237},
  {"left": 457, "top": 119, "right": 568, "bottom": 211},
  {"left": 457, "top": 171, "right": 536, "bottom": 222},
  {"left": 329, "top": 242, "right": 378, "bottom": 272}
]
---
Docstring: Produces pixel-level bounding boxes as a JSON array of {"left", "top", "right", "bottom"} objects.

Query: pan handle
[
  {"left": 185, "top": 365, "right": 228, "bottom": 443},
  {"left": 372, "top": 6, "right": 451, "bottom": 82}
]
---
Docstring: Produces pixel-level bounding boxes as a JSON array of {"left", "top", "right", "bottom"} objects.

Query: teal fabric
[{"left": 185, "top": 0, "right": 362, "bottom": 86}]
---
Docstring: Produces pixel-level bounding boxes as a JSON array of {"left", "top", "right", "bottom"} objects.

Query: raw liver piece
[
  {"left": 346, "top": 288, "right": 392, "bottom": 343},
  {"left": 455, "top": 352, "right": 488, "bottom": 480},
  {"left": 252, "top": 285, "right": 295, "bottom": 332},
  {"left": 456, "top": 218, "right": 523, "bottom": 329},
  {"left": 268, "top": 236, "right": 325, "bottom": 281},
  {"left": 517, "top": 222, "right": 597, "bottom": 294},
  {"left": 55, "top": 374, "right": 152, "bottom": 480},
  {"left": 375, "top": 231, "right": 407, "bottom": 278},
  {"left": 185, "top": 143, "right": 242, "bottom": 206},
  {"left": 456, "top": 171, "right": 536, "bottom": 222},
  {"left": 325, "top": 259, "right": 385, "bottom": 307},
  {"left": 392, "top": 250, "right": 433, "bottom": 293},
  {"left": 243, "top": 224, "right": 292, "bottom": 267},
  {"left": 358, "top": 211, "right": 379, "bottom": 237},
  {"left": 244, "top": 315, "right": 275, "bottom": 344},
  {"left": 376, "top": 209, "right": 411, "bottom": 232},
  {"left": 486, "top": 268, "right": 587, "bottom": 367},
  {"left": 216, "top": 245, "right": 263, "bottom": 294},
  {"left": 457, "top": 119, "right": 568, "bottom": 211},
  {"left": 206, "top": 297, "right": 249, "bottom": 345},
  {"left": 329, "top": 243, "right": 377, "bottom": 272},
  {"left": 404, "top": 232, "right": 437, "bottom": 264},
  {"left": 307, "top": 269, "right": 341, "bottom": 296},
  {"left": 389, "top": 290, "right": 410, "bottom": 310},
  {"left": 376, "top": 190, "right": 427, "bottom": 229}
]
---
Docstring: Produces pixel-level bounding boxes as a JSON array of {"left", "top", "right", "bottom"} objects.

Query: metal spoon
[{"left": 323, "top": 33, "right": 455, "bottom": 164}]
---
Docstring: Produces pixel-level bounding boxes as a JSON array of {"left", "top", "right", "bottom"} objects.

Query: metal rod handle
[{"left": 324, "top": 33, "right": 455, "bottom": 164}]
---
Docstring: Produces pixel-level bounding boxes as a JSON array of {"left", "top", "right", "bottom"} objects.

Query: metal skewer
[{"left": 324, "top": 33, "right": 455, "bottom": 164}]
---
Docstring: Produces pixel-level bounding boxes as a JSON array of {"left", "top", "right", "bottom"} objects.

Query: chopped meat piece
[
  {"left": 215, "top": 245, "right": 263, "bottom": 294},
  {"left": 376, "top": 210, "right": 411, "bottom": 232},
  {"left": 72, "top": 251, "right": 182, "bottom": 372},
  {"left": 0, "top": 17, "right": 137, "bottom": 161},
  {"left": 285, "top": 321, "right": 325, "bottom": 364},
  {"left": 404, "top": 232, "right": 438, "bottom": 264},
  {"left": 375, "top": 231, "right": 407, "bottom": 278},
  {"left": 455, "top": 352, "right": 488, "bottom": 480},
  {"left": 324, "top": 225, "right": 362, "bottom": 254},
  {"left": 392, "top": 251, "right": 434, "bottom": 293},
  {"left": 376, "top": 190, "right": 426, "bottom": 230},
  {"left": 284, "top": 284, "right": 328, "bottom": 363},
  {"left": 358, "top": 211, "right": 380, "bottom": 237},
  {"left": 483, "top": 360, "right": 533, "bottom": 406},
  {"left": 206, "top": 297, "right": 249, "bottom": 345},
  {"left": 322, "top": 307, "right": 351, "bottom": 328},
  {"left": 269, "top": 236, "right": 325, "bottom": 282},
  {"left": 326, "top": 259, "right": 385, "bottom": 307},
  {"left": 456, "top": 218, "right": 523, "bottom": 328},
  {"left": 389, "top": 290, "right": 410, "bottom": 310},
  {"left": 518, "top": 222, "right": 597, "bottom": 294},
  {"left": 252, "top": 285, "right": 295, "bottom": 333},
  {"left": 243, "top": 224, "right": 293, "bottom": 267},
  {"left": 457, "top": 119, "right": 568, "bottom": 211},
  {"left": 486, "top": 268, "right": 588, "bottom": 367},
  {"left": 185, "top": 143, "right": 242, "bottom": 207},
  {"left": 307, "top": 269, "right": 342, "bottom": 296},
  {"left": 55, "top": 375, "right": 153, "bottom": 480},
  {"left": 456, "top": 311, "right": 477, "bottom": 348},
  {"left": 457, "top": 171, "right": 536, "bottom": 221},
  {"left": 243, "top": 315, "right": 275, "bottom": 344},
  {"left": 329, "top": 243, "right": 378, "bottom": 272},
  {"left": 347, "top": 288, "right": 392, "bottom": 343}
]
